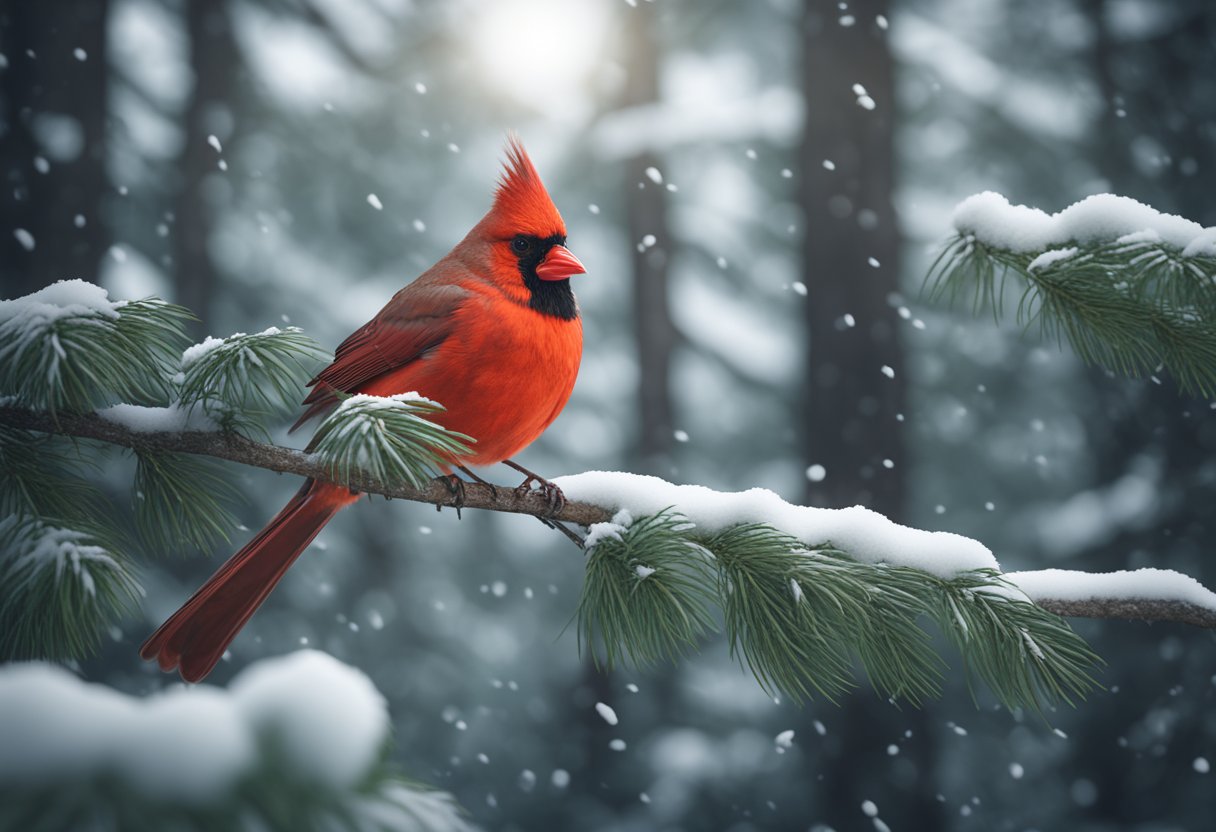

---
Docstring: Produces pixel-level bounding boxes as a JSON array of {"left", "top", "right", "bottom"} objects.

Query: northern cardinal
[{"left": 141, "top": 138, "right": 586, "bottom": 682}]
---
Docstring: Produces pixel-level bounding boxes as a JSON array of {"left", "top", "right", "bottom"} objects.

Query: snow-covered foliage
[
  {"left": 560, "top": 470, "right": 997, "bottom": 578},
  {"left": 174, "top": 325, "right": 326, "bottom": 430},
  {"left": 952, "top": 192, "right": 1214, "bottom": 254},
  {"left": 310, "top": 393, "right": 473, "bottom": 489},
  {"left": 0, "top": 517, "right": 141, "bottom": 660},
  {"left": 930, "top": 192, "right": 1216, "bottom": 396},
  {"left": 0, "top": 279, "right": 188, "bottom": 413},
  {"left": 0, "top": 651, "right": 473, "bottom": 832}
]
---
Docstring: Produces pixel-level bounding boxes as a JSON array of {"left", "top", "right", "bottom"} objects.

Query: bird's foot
[
  {"left": 437, "top": 473, "right": 465, "bottom": 519},
  {"left": 503, "top": 459, "right": 565, "bottom": 517}
]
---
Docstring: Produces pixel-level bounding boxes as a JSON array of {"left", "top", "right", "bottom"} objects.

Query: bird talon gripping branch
[
  {"left": 141, "top": 137, "right": 587, "bottom": 682},
  {"left": 441, "top": 474, "right": 466, "bottom": 519}
]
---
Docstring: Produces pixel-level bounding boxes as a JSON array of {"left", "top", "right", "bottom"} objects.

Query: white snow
[
  {"left": 180, "top": 327, "right": 286, "bottom": 372},
  {"left": 635, "top": 564, "right": 656, "bottom": 579},
  {"left": 775, "top": 729, "right": 794, "bottom": 748},
  {"left": 3, "top": 518, "right": 132, "bottom": 601},
  {"left": 367, "top": 193, "right": 383, "bottom": 210},
  {"left": 230, "top": 650, "right": 389, "bottom": 789},
  {"left": 952, "top": 192, "right": 1213, "bottom": 254},
  {"left": 98, "top": 402, "right": 217, "bottom": 433},
  {"left": 595, "top": 702, "right": 619, "bottom": 726},
  {"left": 1007, "top": 568, "right": 1216, "bottom": 612},
  {"left": 0, "top": 651, "right": 393, "bottom": 803},
  {"left": 180, "top": 335, "right": 227, "bottom": 369},
  {"left": 1027, "top": 247, "right": 1079, "bottom": 272},
  {"left": 1182, "top": 227, "right": 1216, "bottom": 258},
  {"left": 584, "top": 508, "right": 634, "bottom": 550},
  {"left": 332, "top": 391, "right": 431, "bottom": 415},
  {"left": 0, "top": 280, "right": 124, "bottom": 335},
  {"left": 555, "top": 471, "right": 1000, "bottom": 577}
]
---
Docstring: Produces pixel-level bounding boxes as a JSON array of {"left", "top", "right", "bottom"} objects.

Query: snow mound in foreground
[{"left": 0, "top": 651, "right": 472, "bottom": 831}]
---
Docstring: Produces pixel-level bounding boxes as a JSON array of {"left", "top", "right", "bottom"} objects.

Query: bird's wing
[{"left": 291, "top": 281, "right": 469, "bottom": 431}]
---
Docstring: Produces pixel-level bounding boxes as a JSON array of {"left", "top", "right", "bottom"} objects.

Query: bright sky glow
[{"left": 470, "top": 0, "right": 608, "bottom": 119}]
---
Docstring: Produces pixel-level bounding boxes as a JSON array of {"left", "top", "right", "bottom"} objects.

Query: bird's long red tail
[{"left": 140, "top": 479, "right": 358, "bottom": 682}]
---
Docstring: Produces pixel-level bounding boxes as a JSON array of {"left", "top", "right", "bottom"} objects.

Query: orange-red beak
[{"left": 535, "top": 245, "right": 586, "bottom": 281}]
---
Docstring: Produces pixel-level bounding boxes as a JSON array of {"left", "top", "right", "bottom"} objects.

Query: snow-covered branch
[
  {"left": 4, "top": 403, "right": 1214, "bottom": 632},
  {"left": 1012, "top": 569, "right": 1216, "bottom": 629},
  {"left": 928, "top": 192, "right": 1216, "bottom": 397}
]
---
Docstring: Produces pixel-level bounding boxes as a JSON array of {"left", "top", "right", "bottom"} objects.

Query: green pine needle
[
  {"left": 929, "top": 571, "right": 1102, "bottom": 713},
  {"left": 0, "top": 427, "right": 108, "bottom": 523},
  {"left": 134, "top": 451, "right": 240, "bottom": 555},
  {"left": 926, "top": 232, "right": 1216, "bottom": 396},
  {"left": 0, "top": 291, "right": 191, "bottom": 415},
  {"left": 176, "top": 327, "right": 327, "bottom": 432},
  {"left": 578, "top": 517, "right": 1100, "bottom": 710},
  {"left": 577, "top": 509, "right": 717, "bottom": 667},
  {"left": 309, "top": 394, "right": 474, "bottom": 490},
  {"left": 0, "top": 517, "right": 142, "bottom": 661},
  {"left": 707, "top": 525, "right": 945, "bottom": 705}
]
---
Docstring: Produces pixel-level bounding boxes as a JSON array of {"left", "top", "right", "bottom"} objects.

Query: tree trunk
[
  {"left": 173, "top": 0, "right": 235, "bottom": 333},
  {"left": 798, "top": 2, "right": 940, "bottom": 828},
  {"left": 0, "top": 0, "right": 110, "bottom": 298},
  {"left": 622, "top": 3, "right": 676, "bottom": 474}
]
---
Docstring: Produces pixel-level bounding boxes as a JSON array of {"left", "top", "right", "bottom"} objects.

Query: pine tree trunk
[
  {"left": 0, "top": 0, "right": 110, "bottom": 298},
  {"left": 622, "top": 3, "right": 676, "bottom": 474},
  {"left": 173, "top": 0, "right": 235, "bottom": 333},
  {"left": 798, "top": 2, "right": 941, "bottom": 827}
]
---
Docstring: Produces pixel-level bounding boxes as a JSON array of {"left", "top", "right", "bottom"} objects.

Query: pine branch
[
  {"left": 3, "top": 402, "right": 1212, "bottom": 639},
  {"left": 0, "top": 404, "right": 611, "bottom": 527},
  {"left": 1033, "top": 597, "right": 1216, "bottom": 628},
  {"left": 0, "top": 516, "right": 142, "bottom": 660},
  {"left": 0, "top": 281, "right": 191, "bottom": 415},
  {"left": 926, "top": 192, "right": 1216, "bottom": 396}
]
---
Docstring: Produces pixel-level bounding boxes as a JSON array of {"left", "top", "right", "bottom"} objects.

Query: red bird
[{"left": 141, "top": 138, "right": 586, "bottom": 682}]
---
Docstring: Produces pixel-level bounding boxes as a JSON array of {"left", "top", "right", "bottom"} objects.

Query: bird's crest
[{"left": 490, "top": 135, "right": 566, "bottom": 238}]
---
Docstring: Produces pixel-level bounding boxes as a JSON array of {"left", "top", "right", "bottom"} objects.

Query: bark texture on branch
[
  {"left": 0, "top": 405, "right": 614, "bottom": 527},
  {"left": 1034, "top": 597, "right": 1216, "bottom": 629},
  {"left": 4, "top": 404, "right": 1214, "bottom": 629}
]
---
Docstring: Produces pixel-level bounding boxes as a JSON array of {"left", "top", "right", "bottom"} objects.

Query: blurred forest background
[{"left": 2, "top": 0, "right": 1215, "bottom": 829}]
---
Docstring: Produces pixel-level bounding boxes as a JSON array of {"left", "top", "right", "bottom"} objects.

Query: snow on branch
[
  {"left": 1011, "top": 568, "right": 1216, "bottom": 629},
  {"left": 3, "top": 402, "right": 1213, "bottom": 633},
  {"left": 0, "top": 651, "right": 473, "bottom": 831},
  {"left": 927, "top": 192, "right": 1216, "bottom": 396}
]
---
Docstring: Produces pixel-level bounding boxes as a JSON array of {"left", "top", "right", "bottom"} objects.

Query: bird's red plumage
[{"left": 141, "top": 139, "right": 583, "bottom": 681}]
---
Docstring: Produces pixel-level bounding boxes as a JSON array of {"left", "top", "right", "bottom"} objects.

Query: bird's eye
[{"left": 511, "top": 235, "right": 531, "bottom": 253}]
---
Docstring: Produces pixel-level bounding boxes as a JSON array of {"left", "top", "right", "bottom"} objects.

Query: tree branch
[
  {"left": 1032, "top": 597, "right": 1216, "bottom": 629},
  {"left": 4, "top": 404, "right": 1214, "bottom": 629},
  {"left": 0, "top": 405, "right": 613, "bottom": 527}
]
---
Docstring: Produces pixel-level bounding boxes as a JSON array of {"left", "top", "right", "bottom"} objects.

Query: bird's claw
[
  {"left": 438, "top": 474, "right": 465, "bottom": 519},
  {"left": 514, "top": 476, "right": 566, "bottom": 517}
]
